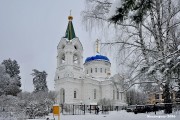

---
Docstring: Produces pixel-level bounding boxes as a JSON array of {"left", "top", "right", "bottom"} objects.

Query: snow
[
  {"left": 177, "top": 56, "right": 180, "bottom": 60},
  {"left": 163, "top": 68, "right": 169, "bottom": 74},
  {"left": 27, "top": 110, "right": 180, "bottom": 120},
  {"left": 147, "top": 65, "right": 156, "bottom": 74},
  {"left": 178, "top": 45, "right": 180, "bottom": 50},
  {"left": 166, "top": 58, "right": 172, "bottom": 63}
]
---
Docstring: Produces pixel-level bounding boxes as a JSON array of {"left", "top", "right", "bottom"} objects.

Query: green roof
[{"left": 64, "top": 20, "right": 76, "bottom": 40}]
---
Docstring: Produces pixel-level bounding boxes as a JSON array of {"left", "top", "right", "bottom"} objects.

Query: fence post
[
  {"left": 102, "top": 105, "right": 103, "bottom": 114},
  {"left": 84, "top": 104, "right": 85, "bottom": 115},
  {"left": 61, "top": 104, "right": 63, "bottom": 114},
  {"left": 90, "top": 105, "right": 91, "bottom": 114}
]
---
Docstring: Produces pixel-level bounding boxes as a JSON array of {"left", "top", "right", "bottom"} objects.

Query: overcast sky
[{"left": 0, "top": 0, "right": 116, "bottom": 92}]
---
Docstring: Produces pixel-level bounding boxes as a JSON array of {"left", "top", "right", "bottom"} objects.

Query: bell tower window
[
  {"left": 61, "top": 53, "right": 65, "bottom": 64},
  {"left": 73, "top": 54, "right": 79, "bottom": 64},
  {"left": 62, "top": 45, "right": 65, "bottom": 49},
  {"left": 74, "top": 45, "right": 78, "bottom": 50}
]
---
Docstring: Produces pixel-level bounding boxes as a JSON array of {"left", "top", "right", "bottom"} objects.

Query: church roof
[
  {"left": 85, "top": 55, "right": 110, "bottom": 63},
  {"left": 64, "top": 16, "right": 76, "bottom": 40}
]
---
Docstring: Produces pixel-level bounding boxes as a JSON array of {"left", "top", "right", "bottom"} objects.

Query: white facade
[{"left": 54, "top": 17, "right": 126, "bottom": 106}]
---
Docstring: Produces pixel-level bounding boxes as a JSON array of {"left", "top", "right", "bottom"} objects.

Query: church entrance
[{"left": 60, "top": 88, "right": 65, "bottom": 104}]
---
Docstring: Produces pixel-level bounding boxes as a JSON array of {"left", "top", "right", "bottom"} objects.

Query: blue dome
[{"left": 85, "top": 55, "right": 110, "bottom": 63}]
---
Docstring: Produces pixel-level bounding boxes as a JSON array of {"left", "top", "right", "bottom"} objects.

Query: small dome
[{"left": 85, "top": 55, "right": 110, "bottom": 63}]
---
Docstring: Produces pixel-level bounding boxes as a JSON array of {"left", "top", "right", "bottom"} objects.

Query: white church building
[{"left": 54, "top": 15, "right": 127, "bottom": 106}]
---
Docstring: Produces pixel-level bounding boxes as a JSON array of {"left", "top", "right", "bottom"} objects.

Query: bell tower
[{"left": 54, "top": 15, "right": 83, "bottom": 81}]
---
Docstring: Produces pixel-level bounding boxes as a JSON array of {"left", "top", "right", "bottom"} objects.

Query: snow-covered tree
[
  {"left": 31, "top": 69, "right": 48, "bottom": 92},
  {"left": 0, "top": 65, "right": 10, "bottom": 96},
  {"left": 1, "top": 59, "right": 21, "bottom": 96},
  {"left": 126, "top": 89, "right": 147, "bottom": 105},
  {"left": 16, "top": 91, "right": 57, "bottom": 119},
  {"left": 23, "top": 91, "right": 56, "bottom": 118},
  {"left": 2, "top": 58, "right": 21, "bottom": 84},
  {"left": 0, "top": 64, "right": 21, "bottom": 96}
]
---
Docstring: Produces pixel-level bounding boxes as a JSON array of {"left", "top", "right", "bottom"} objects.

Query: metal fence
[{"left": 60, "top": 104, "right": 122, "bottom": 115}]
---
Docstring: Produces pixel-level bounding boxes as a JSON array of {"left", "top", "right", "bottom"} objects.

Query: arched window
[
  {"left": 117, "top": 89, "right": 119, "bottom": 100},
  {"left": 74, "top": 91, "right": 77, "bottom": 98},
  {"left": 94, "top": 89, "right": 96, "bottom": 99},
  {"left": 91, "top": 68, "right": 93, "bottom": 73},
  {"left": 74, "top": 45, "right": 78, "bottom": 50},
  {"left": 100, "top": 68, "right": 102, "bottom": 73},
  {"left": 113, "top": 90, "right": 115, "bottom": 100},
  {"left": 61, "top": 53, "right": 65, "bottom": 64},
  {"left": 121, "top": 93, "right": 123, "bottom": 100},
  {"left": 73, "top": 54, "right": 79, "bottom": 64},
  {"left": 62, "top": 45, "right": 65, "bottom": 49},
  {"left": 60, "top": 88, "right": 65, "bottom": 104},
  {"left": 95, "top": 68, "right": 97, "bottom": 73}
]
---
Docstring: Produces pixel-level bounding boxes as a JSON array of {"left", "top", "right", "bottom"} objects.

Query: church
[{"left": 54, "top": 15, "right": 126, "bottom": 106}]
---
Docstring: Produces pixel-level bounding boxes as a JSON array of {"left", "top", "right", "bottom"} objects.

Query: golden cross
[
  {"left": 70, "top": 10, "right": 72, "bottom": 16},
  {"left": 96, "top": 39, "right": 100, "bottom": 53}
]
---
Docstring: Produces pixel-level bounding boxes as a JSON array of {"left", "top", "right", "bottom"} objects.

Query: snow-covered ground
[
  {"left": 29, "top": 110, "right": 180, "bottom": 120},
  {"left": 1, "top": 110, "right": 180, "bottom": 120}
]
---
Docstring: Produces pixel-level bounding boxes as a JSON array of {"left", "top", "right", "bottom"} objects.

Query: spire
[{"left": 64, "top": 11, "right": 76, "bottom": 40}]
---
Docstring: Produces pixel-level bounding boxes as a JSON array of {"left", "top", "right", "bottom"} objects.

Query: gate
[{"left": 61, "top": 104, "right": 86, "bottom": 115}]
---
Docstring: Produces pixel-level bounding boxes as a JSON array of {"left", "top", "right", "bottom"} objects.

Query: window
[
  {"left": 113, "top": 90, "right": 115, "bottom": 100},
  {"left": 61, "top": 54, "right": 65, "bottom": 63},
  {"left": 100, "top": 68, "right": 102, "bottom": 73},
  {"left": 105, "top": 69, "right": 106, "bottom": 73},
  {"left": 117, "top": 90, "right": 119, "bottom": 100},
  {"left": 161, "top": 94, "right": 164, "bottom": 99},
  {"left": 62, "top": 45, "right": 65, "bottom": 49},
  {"left": 73, "top": 54, "right": 79, "bottom": 64},
  {"left": 58, "top": 76, "right": 59, "bottom": 79},
  {"left": 87, "top": 70, "right": 88, "bottom": 74},
  {"left": 95, "top": 68, "right": 97, "bottom": 73},
  {"left": 94, "top": 89, "right": 96, "bottom": 99},
  {"left": 74, "top": 45, "right": 77, "bottom": 50},
  {"left": 91, "top": 68, "right": 93, "bottom": 73},
  {"left": 121, "top": 93, "right": 123, "bottom": 100},
  {"left": 74, "top": 91, "right": 77, "bottom": 98}
]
